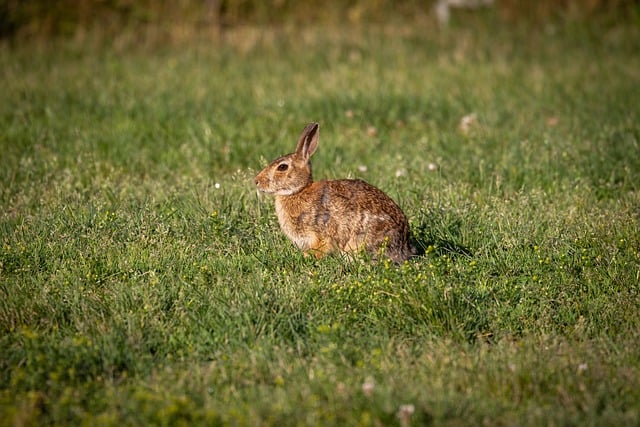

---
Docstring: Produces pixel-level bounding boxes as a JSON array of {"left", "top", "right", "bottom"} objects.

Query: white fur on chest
[{"left": 274, "top": 198, "right": 313, "bottom": 250}]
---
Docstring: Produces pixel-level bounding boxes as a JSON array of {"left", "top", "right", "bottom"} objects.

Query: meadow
[{"left": 1, "top": 11, "right": 640, "bottom": 426}]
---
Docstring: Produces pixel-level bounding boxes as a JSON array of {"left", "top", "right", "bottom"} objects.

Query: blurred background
[{"left": 1, "top": 0, "right": 637, "bottom": 42}]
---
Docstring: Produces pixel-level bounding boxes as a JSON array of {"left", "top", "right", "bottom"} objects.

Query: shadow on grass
[{"left": 410, "top": 221, "right": 473, "bottom": 259}]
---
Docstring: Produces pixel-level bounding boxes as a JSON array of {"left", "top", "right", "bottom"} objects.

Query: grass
[{"left": 1, "top": 13, "right": 640, "bottom": 426}]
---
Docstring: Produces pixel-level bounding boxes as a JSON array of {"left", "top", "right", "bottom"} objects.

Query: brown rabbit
[{"left": 255, "top": 122, "right": 415, "bottom": 263}]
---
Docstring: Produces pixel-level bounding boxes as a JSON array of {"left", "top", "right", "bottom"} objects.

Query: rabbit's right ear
[{"left": 295, "top": 122, "right": 319, "bottom": 161}]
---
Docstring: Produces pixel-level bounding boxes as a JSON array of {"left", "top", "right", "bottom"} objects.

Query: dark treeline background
[{"left": 1, "top": 0, "right": 637, "bottom": 41}]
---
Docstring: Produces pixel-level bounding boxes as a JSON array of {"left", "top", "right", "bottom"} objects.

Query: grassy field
[{"left": 1, "top": 13, "right": 640, "bottom": 426}]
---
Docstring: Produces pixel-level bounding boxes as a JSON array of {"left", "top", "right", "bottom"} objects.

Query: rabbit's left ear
[{"left": 295, "top": 122, "right": 319, "bottom": 160}]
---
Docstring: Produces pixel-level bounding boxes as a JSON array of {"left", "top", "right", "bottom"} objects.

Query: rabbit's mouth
[
  {"left": 256, "top": 181, "right": 307, "bottom": 196},
  {"left": 255, "top": 181, "right": 274, "bottom": 194},
  {"left": 255, "top": 177, "right": 304, "bottom": 196}
]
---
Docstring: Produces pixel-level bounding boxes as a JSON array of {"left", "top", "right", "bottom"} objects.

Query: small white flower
[
  {"left": 397, "top": 404, "right": 415, "bottom": 427},
  {"left": 358, "top": 165, "right": 368, "bottom": 173},
  {"left": 428, "top": 162, "right": 438, "bottom": 171},
  {"left": 214, "top": 182, "right": 221, "bottom": 189},
  {"left": 459, "top": 112, "right": 478, "bottom": 134},
  {"left": 399, "top": 404, "right": 415, "bottom": 414},
  {"left": 361, "top": 380, "right": 375, "bottom": 397},
  {"left": 395, "top": 168, "right": 406, "bottom": 178}
]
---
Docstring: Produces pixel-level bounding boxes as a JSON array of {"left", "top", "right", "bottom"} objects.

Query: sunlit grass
[{"left": 1, "top": 17, "right": 640, "bottom": 426}]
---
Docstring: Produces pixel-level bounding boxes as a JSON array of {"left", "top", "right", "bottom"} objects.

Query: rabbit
[{"left": 255, "top": 122, "right": 415, "bottom": 263}]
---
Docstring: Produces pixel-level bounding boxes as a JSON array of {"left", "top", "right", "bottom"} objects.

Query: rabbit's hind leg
[{"left": 305, "top": 235, "right": 335, "bottom": 259}]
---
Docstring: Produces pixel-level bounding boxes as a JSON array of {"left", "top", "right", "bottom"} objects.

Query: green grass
[{"left": 1, "top": 16, "right": 640, "bottom": 426}]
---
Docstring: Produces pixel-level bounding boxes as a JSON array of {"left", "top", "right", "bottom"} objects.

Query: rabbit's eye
[{"left": 277, "top": 163, "right": 289, "bottom": 172}]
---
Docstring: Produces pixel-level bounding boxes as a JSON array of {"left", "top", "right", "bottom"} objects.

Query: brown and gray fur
[{"left": 254, "top": 122, "right": 415, "bottom": 263}]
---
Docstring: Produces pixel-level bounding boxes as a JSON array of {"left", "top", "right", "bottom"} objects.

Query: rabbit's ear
[{"left": 295, "top": 122, "right": 319, "bottom": 161}]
